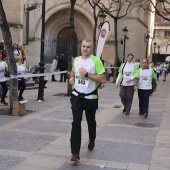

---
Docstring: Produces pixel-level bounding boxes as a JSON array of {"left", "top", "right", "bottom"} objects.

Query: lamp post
[
  {"left": 145, "top": 34, "right": 150, "bottom": 59},
  {"left": 154, "top": 42, "right": 157, "bottom": 54},
  {"left": 123, "top": 27, "right": 128, "bottom": 62},
  {"left": 158, "top": 45, "right": 160, "bottom": 54},
  {"left": 98, "top": 10, "right": 106, "bottom": 27},
  {"left": 153, "top": 42, "right": 157, "bottom": 63},
  {"left": 37, "top": 0, "right": 46, "bottom": 101}
]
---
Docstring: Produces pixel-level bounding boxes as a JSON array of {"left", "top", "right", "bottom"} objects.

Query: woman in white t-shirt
[
  {"left": 50, "top": 56, "right": 58, "bottom": 81},
  {"left": 162, "top": 62, "right": 168, "bottom": 81},
  {"left": 0, "top": 51, "right": 8, "bottom": 105},
  {"left": 16, "top": 56, "right": 28, "bottom": 101},
  {"left": 116, "top": 54, "right": 137, "bottom": 115},
  {"left": 13, "top": 44, "right": 21, "bottom": 59},
  {"left": 135, "top": 59, "right": 140, "bottom": 69}
]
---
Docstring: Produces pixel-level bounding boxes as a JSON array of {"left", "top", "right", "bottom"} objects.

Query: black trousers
[
  {"left": 60, "top": 68, "right": 67, "bottom": 82},
  {"left": 119, "top": 86, "right": 134, "bottom": 114},
  {"left": 70, "top": 95, "right": 98, "bottom": 154},
  {"left": 18, "top": 78, "right": 26, "bottom": 98},
  {"left": 157, "top": 73, "right": 160, "bottom": 79},
  {"left": 138, "top": 89, "right": 150, "bottom": 114},
  {"left": 0, "top": 81, "right": 8, "bottom": 102}
]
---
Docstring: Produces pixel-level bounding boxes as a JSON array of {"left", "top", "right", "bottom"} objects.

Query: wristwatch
[{"left": 85, "top": 72, "right": 88, "bottom": 77}]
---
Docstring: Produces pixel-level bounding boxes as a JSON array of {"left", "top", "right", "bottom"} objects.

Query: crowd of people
[
  {"left": 0, "top": 38, "right": 170, "bottom": 163},
  {"left": 116, "top": 56, "right": 170, "bottom": 118},
  {"left": 0, "top": 43, "right": 28, "bottom": 104}
]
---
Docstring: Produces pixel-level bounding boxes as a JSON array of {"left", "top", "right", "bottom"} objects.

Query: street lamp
[
  {"left": 145, "top": 34, "right": 150, "bottom": 59},
  {"left": 98, "top": 10, "right": 106, "bottom": 27},
  {"left": 154, "top": 42, "right": 157, "bottom": 53},
  {"left": 25, "top": 4, "right": 37, "bottom": 11},
  {"left": 37, "top": 0, "right": 46, "bottom": 101},
  {"left": 158, "top": 45, "right": 160, "bottom": 54},
  {"left": 123, "top": 27, "right": 128, "bottom": 62}
]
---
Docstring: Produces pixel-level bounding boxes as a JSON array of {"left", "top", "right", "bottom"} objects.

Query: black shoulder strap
[
  {"left": 120, "top": 62, "right": 127, "bottom": 85},
  {"left": 73, "top": 88, "right": 98, "bottom": 98}
]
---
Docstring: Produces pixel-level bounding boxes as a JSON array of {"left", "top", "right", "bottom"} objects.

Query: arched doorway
[{"left": 57, "top": 27, "right": 78, "bottom": 58}]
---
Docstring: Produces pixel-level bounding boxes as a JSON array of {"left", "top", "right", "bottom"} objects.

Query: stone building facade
[
  {"left": 0, "top": 0, "right": 154, "bottom": 67},
  {"left": 153, "top": 2, "right": 170, "bottom": 62}
]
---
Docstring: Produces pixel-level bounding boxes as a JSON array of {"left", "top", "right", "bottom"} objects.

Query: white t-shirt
[
  {"left": 17, "top": 64, "right": 26, "bottom": 79},
  {"left": 0, "top": 61, "right": 7, "bottom": 82},
  {"left": 121, "top": 62, "right": 135, "bottom": 86},
  {"left": 156, "top": 66, "right": 161, "bottom": 73},
  {"left": 13, "top": 49, "right": 20, "bottom": 58},
  {"left": 137, "top": 68, "right": 154, "bottom": 90},
  {"left": 135, "top": 62, "right": 140, "bottom": 69},
  {"left": 50, "top": 59, "right": 58, "bottom": 72},
  {"left": 72, "top": 55, "right": 105, "bottom": 99}
]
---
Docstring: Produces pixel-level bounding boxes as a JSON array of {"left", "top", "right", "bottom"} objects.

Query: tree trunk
[
  {"left": 113, "top": 18, "right": 118, "bottom": 83},
  {"left": 67, "top": 0, "right": 76, "bottom": 96},
  {"left": 0, "top": 0, "right": 18, "bottom": 113}
]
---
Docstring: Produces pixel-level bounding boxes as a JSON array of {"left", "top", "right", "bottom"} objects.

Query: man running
[{"left": 69, "top": 39, "right": 106, "bottom": 161}]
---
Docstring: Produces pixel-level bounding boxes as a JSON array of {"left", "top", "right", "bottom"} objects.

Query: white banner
[{"left": 96, "top": 21, "right": 110, "bottom": 58}]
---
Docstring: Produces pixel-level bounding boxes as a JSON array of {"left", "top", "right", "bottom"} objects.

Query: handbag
[{"left": 4, "top": 71, "right": 10, "bottom": 77}]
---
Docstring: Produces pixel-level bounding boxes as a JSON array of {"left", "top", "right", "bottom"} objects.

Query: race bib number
[{"left": 75, "top": 76, "right": 89, "bottom": 88}]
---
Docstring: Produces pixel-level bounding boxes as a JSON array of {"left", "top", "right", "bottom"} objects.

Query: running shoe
[
  {"left": 70, "top": 154, "right": 80, "bottom": 162},
  {"left": 125, "top": 112, "right": 129, "bottom": 116},
  {"left": 88, "top": 140, "right": 95, "bottom": 151},
  {"left": 143, "top": 113, "right": 148, "bottom": 118},
  {"left": 122, "top": 109, "right": 126, "bottom": 114},
  {"left": 1, "top": 101, "right": 8, "bottom": 105},
  {"left": 139, "top": 113, "right": 144, "bottom": 116}
]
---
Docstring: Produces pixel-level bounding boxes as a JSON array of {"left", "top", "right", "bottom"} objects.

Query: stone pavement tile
[
  {"left": 158, "top": 130, "right": 170, "bottom": 136},
  {"left": 127, "top": 163, "right": 149, "bottom": 170},
  {"left": 153, "top": 146, "right": 170, "bottom": 156},
  {"left": 110, "top": 115, "right": 162, "bottom": 127},
  {"left": 0, "top": 149, "right": 33, "bottom": 158},
  {"left": 150, "top": 155, "right": 170, "bottom": 169},
  {"left": 155, "top": 135, "right": 170, "bottom": 147},
  {"left": 96, "top": 136, "right": 123, "bottom": 143},
  {"left": 14, "top": 119, "right": 71, "bottom": 133},
  {"left": 42, "top": 110, "right": 73, "bottom": 120},
  {"left": 106, "top": 161, "right": 128, "bottom": 169},
  {"left": 38, "top": 144, "right": 71, "bottom": 157},
  {"left": 21, "top": 153, "right": 69, "bottom": 169},
  {"left": 86, "top": 159, "right": 108, "bottom": 167},
  {"left": 0, "top": 115, "right": 20, "bottom": 126},
  {"left": 77, "top": 157, "right": 90, "bottom": 164},
  {"left": 58, "top": 162, "right": 114, "bottom": 170},
  {"left": 97, "top": 126, "right": 158, "bottom": 144},
  {"left": 149, "top": 165, "right": 170, "bottom": 170},
  {"left": 0, "top": 131, "right": 56, "bottom": 152},
  {"left": 0, "top": 155, "right": 25, "bottom": 170},
  {"left": 81, "top": 141, "right": 153, "bottom": 164},
  {"left": 11, "top": 163, "right": 56, "bottom": 170}
]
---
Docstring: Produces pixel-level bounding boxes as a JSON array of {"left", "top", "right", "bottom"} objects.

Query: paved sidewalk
[{"left": 0, "top": 75, "right": 170, "bottom": 170}]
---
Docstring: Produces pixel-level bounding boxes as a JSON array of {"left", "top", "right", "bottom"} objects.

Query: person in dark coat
[{"left": 57, "top": 54, "right": 68, "bottom": 82}]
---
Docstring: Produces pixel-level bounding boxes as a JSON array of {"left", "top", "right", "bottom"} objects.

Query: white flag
[{"left": 96, "top": 21, "right": 110, "bottom": 58}]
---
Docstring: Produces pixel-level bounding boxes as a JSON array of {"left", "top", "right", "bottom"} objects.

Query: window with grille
[{"left": 164, "top": 31, "right": 170, "bottom": 38}]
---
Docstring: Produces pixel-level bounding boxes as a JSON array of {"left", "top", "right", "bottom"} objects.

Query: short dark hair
[
  {"left": 82, "top": 39, "right": 93, "bottom": 47},
  {"left": 127, "top": 54, "right": 134, "bottom": 58}
]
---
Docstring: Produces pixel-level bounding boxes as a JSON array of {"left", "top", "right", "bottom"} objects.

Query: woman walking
[
  {"left": 0, "top": 51, "right": 8, "bottom": 105},
  {"left": 50, "top": 56, "right": 58, "bottom": 81},
  {"left": 156, "top": 63, "right": 161, "bottom": 81},
  {"left": 116, "top": 54, "right": 137, "bottom": 115}
]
